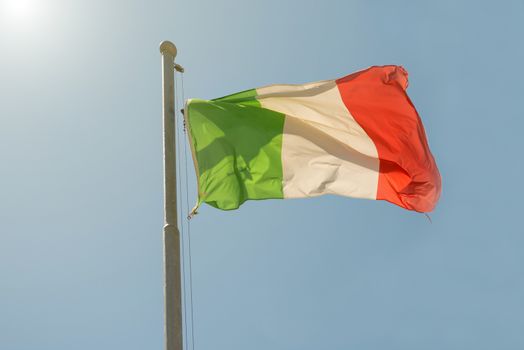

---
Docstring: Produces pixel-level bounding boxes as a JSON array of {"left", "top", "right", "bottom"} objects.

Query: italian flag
[{"left": 185, "top": 65, "right": 441, "bottom": 213}]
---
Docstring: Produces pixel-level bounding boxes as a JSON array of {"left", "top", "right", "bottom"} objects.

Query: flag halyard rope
[
  {"left": 175, "top": 70, "right": 196, "bottom": 350},
  {"left": 181, "top": 72, "right": 197, "bottom": 350},
  {"left": 174, "top": 72, "right": 190, "bottom": 350}
]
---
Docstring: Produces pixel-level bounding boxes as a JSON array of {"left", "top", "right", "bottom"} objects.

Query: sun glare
[{"left": 4, "top": 0, "right": 39, "bottom": 24}]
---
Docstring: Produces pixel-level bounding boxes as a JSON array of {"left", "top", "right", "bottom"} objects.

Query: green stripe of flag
[{"left": 186, "top": 94, "right": 285, "bottom": 210}]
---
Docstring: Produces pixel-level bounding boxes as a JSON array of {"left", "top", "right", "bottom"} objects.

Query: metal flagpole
[{"left": 160, "top": 40, "right": 184, "bottom": 350}]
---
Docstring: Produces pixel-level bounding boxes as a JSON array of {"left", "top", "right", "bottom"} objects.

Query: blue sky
[{"left": 1, "top": 0, "right": 523, "bottom": 349}]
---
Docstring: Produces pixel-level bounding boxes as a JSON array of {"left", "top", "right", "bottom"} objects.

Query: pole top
[{"left": 160, "top": 41, "right": 177, "bottom": 57}]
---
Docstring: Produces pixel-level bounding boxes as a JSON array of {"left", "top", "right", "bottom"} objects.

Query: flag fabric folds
[{"left": 185, "top": 65, "right": 441, "bottom": 213}]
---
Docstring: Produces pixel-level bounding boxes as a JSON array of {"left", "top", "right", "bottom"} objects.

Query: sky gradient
[{"left": 1, "top": 0, "right": 524, "bottom": 349}]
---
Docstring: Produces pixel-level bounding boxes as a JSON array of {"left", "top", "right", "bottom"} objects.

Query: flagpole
[{"left": 160, "top": 40, "right": 183, "bottom": 350}]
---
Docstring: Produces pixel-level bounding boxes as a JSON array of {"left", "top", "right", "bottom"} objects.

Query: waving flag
[{"left": 185, "top": 65, "right": 441, "bottom": 213}]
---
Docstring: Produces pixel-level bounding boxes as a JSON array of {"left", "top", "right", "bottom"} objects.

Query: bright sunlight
[{"left": 2, "top": 0, "right": 41, "bottom": 26}]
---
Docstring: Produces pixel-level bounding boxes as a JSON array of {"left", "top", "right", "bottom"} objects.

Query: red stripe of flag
[{"left": 336, "top": 66, "right": 441, "bottom": 212}]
